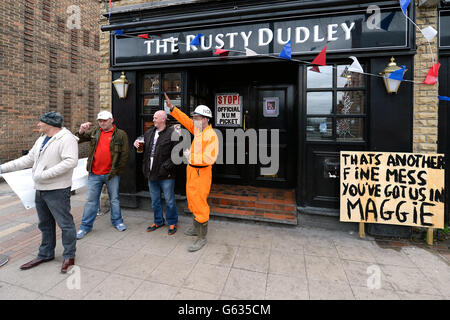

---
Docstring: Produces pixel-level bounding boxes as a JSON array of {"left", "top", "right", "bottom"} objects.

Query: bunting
[
  {"left": 388, "top": 65, "right": 407, "bottom": 81},
  {"left": 214, "top": 48, "right": 230, "bottom": 57},
  {"left": 279, "top": 40, "right": 291, "bottom": 60},
  {"left": 190, "top": 34, "right": 203, "bottom": 46},
  {"left": 424, "top": 62, "right": 441, "bottom": 85},
  {"left": 312, "top": 46, "right": 327, "bottom": 66}
]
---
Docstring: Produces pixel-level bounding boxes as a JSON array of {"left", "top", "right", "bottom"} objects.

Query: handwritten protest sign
[{"left": 340, "top": 152, "right": 445, "bottom": 229}]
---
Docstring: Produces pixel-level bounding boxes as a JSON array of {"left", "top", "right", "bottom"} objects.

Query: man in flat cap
[
  {"left": 0, "top": 111, "right": 79, "bottom": 273},
  {"left": 75, "top": 110, "right": 129, "bottom": 239}
]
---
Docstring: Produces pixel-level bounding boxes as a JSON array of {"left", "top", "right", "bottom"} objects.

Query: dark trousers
[{"left": 35, "top": 187, "right": 76, "bottom": 260}]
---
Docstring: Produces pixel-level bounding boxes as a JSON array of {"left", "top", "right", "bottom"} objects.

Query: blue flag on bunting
[
  {"left": 388, "top": 65, "right": 407, "bottom": 81},
  {"left": 190, "top": 34, "right": 203, "bottom": 46},
  {"left": 279, "top": 40, "right": 291, "bottom": 60},
  {"left": 438, "top": 95, "right": 450, "bottom": 101},
  {"left": 114, "top": 29, "right": 124, "bottom": 35},
  {"left": 400, "top": 0, "right": 410, "bottom": 14}
]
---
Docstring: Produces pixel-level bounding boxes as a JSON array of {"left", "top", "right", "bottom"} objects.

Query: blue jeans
[
  {"left": 80, "top": 173, "right": 123, "bottom": 232},
  {"left": 35, "top": 187, "right": 76, "bottom": 259},
  {"left": 148, "top": 179, "right": 178, "bottom": 226}
]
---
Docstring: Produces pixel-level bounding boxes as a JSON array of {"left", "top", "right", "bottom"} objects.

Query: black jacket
[{"left": 143, "top": 126, "right": 177, "bottom": 181}]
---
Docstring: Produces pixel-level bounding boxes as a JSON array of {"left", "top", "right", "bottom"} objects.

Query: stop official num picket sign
[
  {"left": 339, "top": 151, "right": 445, "bottom": 229},
  {"left": 215, "top": 93, "right": 242, "bottom": 127}
]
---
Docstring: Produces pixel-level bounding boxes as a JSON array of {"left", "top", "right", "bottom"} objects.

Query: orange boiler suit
[{"left": 170, "top": 107, "right": 219, "bottom": 224}]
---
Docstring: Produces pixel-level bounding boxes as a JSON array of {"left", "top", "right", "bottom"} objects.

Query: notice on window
[
  {"left": 340, "top": 151, "right": 445, "bottom": 229},
  {"left": 215, "top": 93, "right": 242, "bottom": 127}
]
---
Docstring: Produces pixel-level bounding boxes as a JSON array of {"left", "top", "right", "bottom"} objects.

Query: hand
[
  {"left": 133, "top": 139, "right": 140, "bottom": 149},
  {"left": 79, "top": 122, "right": 92, "bottom": 134},
  {"left": 183, "top": 149, "right": 191, "bottom": 161},
  {"left": 164, "top": 93, "right": 174, "bottom": 112}
]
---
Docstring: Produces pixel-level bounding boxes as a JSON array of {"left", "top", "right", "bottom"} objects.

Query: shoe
[
  {"left": 183, "top": 220, "right": 197, "bottom": 236},
  {"left": 188, "top": 221, "right": 208, "bottom": 252},
  {"left": 168, "top": 225, "right": 178, "bottom": 235},
  {"left": 146, "top": 223, "right": 165, "bottom": 232},
  {"left": 115, "top": 223, "right": 127, "bottom": 232},
  {"left": 61, "top": 258, "right": 75, "bottom": 274},
  {"left": 76, "top": 229, "right": 89, "bottom": 240},
  {"left": 20, "top": 257, "right": 54, "bottom": 270}
]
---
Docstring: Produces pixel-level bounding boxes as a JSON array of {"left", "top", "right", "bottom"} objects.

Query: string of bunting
[{"left": 111, "top": 1, "right": 442, "bottom": 88}]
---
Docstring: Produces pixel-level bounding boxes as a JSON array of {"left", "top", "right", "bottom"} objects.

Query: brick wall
[
  {"left": 0, "top": 0, "right": 102, "bottom": 163},
  {"left": 100, "top": 0, "right": 165, "bottom": 112},
  {"left": 413, "top": 6, "right": 439, "bottom": 153}
]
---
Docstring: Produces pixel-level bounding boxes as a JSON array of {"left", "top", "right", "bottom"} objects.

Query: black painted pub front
[{"left": 102, "top": 0, "right": 443, "bottom": 233}]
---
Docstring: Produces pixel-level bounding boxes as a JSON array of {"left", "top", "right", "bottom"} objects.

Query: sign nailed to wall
[
  {"left": 215, "top": 93, "right": 242, "bottom": 127},
  {"left": 340, "top": 151, "right": 445, "bottom": 229}
]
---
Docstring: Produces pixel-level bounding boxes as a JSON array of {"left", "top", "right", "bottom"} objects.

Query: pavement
[{"left": 0, "top": 180, "right": 449, "bottom": 300}]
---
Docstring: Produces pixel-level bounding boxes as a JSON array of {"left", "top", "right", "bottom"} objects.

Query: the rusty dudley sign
[
  {"left": 215, "top": 93, "right": 242, "bottom": 127},
  {"left": 340, "top": 151, "right": 445, "bottom": 229}
]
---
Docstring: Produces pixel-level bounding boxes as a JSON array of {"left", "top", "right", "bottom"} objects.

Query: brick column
[{"left": 413, "top": 5, "right": 439, "bottom": 153}]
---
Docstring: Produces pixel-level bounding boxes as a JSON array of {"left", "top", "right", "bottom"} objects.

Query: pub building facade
[{"left": 101, "top": 0, "right": 448, "bottom": 235}]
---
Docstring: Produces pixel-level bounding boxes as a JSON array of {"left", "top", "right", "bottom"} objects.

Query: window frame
[
  {"left": 305, "top": 63, "right": 368, "bottom": 143},
  {"left": 139, "top": 71, "right": 184, "bottom": 133}
]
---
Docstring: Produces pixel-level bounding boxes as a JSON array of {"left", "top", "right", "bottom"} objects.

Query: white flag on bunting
[
  {"left": 421, "top": 26, "right": 438, "bottom": 42},
  {"left": 245, "top": 48, "right": 259, "bottom": 56},
  {"left": 348, "top": 56, "right": 364, "bottom": 73}
]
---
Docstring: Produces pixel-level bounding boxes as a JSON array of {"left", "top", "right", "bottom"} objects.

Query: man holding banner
[{"left": 0, "top": 112, "right": 78, "bottom": 273}]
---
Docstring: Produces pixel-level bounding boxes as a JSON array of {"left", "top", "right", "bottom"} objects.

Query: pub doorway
[{"left": 186, "top": 62, "right": 297, "bottom": 189}]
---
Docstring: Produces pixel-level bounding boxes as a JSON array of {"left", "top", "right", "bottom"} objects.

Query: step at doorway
[{"left": 184, "top": 184, "right": 298, "bottom": 225}]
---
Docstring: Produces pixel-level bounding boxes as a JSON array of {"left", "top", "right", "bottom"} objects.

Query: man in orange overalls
[{"left": 164, "top": 93, "right": 219, "bottom": 252}]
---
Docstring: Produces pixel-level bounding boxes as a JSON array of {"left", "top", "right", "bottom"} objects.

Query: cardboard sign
[
  {"left": 340, "top": 151, "right": 445, "bottom": 229},
  {"left": 215, "top": 93, "right": 242, "bottom": 127}
]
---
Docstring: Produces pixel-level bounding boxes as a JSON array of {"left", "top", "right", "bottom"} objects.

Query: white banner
[{"left": 2, "top": 158, "right": 88, "bottom": 210}]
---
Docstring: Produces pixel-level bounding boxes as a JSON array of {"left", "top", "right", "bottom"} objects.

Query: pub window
[
  {"left": 140, "top": 72, "right": 183, "bottom": 133},
  {"left": 306, "top": 64, "right": 367, "bottom": 142}
]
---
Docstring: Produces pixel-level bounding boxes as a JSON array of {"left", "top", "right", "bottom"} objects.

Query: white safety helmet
[{"left": 191, "top": 105, "right": 212, "bottom": 118}]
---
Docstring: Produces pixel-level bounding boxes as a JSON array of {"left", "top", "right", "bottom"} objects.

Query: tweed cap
[{"left": 40, "top": 111, "right": 63, "bottom": 128}]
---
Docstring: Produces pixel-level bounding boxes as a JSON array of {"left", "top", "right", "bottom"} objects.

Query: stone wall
[{"left": 413, "top": 5, "right": 439, "bottom": 154}]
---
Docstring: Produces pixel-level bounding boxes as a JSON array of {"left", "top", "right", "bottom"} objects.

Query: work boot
[
  {"left": 183, "top": 218, "right": 197, "bottom": 236},
  {"left": 188, "top": 221, "right": 208, "bottom": 252}
]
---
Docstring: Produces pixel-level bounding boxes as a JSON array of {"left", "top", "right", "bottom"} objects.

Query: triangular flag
[
  {"left": 245, "top": 48, "right": 258, "bottom": 56},
  {"left": 388, "top": 65, "right": 407, "bottom": 81},
  {"left": 424, "top": 62, "right": 441, "bottom": 85},
  {"left": 312, "top": 46, "right": 327, "bottom": 66},
  {"left": 400, "top": 0, "right": 410, "bottom": 14},
  {"left": 114, "top": 29, "right": 124, "bottom": 35},
  {"left": 421, "top": 26, "right": 438, "bottom": 42},
  {"left": 279, "top": 40, "right": 291, "bottom": 60},
  {"left": 380, "top": 11, "right": 396, "bottom": 31},
  {"left": 348, "top": 56, "right": 364, "bottom": 73},
  {"left": 310, "top": 66, "right": 321, "bottom": 73},
  {"left": 108, "top": 1, "right": 113, "bottom": 19},
  {"left": 138, "top": 34, "right": 149, "bottom": 39},
  {"left": 438, "top": 95, "right": 450, "bottom": 101},
  {"left": 214, "top": 48, "right": 229, "bottom": 57},
  {"left": 190, "top": 33, "right": 203, "bottom": 46}
]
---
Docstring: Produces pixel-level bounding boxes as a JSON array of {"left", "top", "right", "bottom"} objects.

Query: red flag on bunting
[
  {"left": 214, "top": 48, "right": 230, "bottom": 57},
  {"left": 312, "top": 46, "right": 327, "bottom": 66},
  {"left": 309, "top": 66, "right": 321, "bottom": 73},
  {"left": 138, "top": 34, "right": 149, "bottom": 39},
  {"left": 424, "top": 62, "right": 441, "bottom": 85}
]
